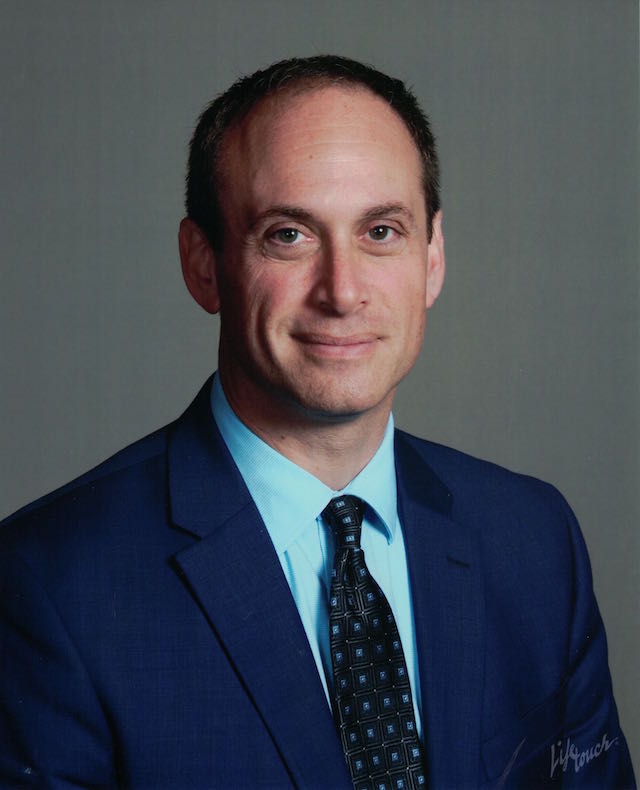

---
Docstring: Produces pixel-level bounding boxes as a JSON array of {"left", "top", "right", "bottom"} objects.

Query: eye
[
  {"left": 368, "top": 225, "right": 395, "bottom": 241},
  {"left": 273, "top": 227, "right": 300, "bottom": 244},
  {"left": 263, "top": 224, "right": 316, "bottom": 261}
]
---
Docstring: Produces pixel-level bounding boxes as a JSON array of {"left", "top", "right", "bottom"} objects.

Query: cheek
[
  {"left": 221, "top": 263, "right": 269, "bottom": 317},
  {"left": 251, "top": 270, "right": 305, "bottom": 318},
  {"left": 397, "top": 291, "right": 428, "bottom": 355},
  {"left": 240, "top": 274, "right": 299, "bottom": 350},
  {"left": 387, "top": 270, "right": 427, "bottom": 324}
]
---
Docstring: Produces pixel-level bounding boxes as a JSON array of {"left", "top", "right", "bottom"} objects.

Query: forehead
[
  {"left": 229, "top": 85, "right": 422, "bottom": 171},
  {"left": 219, "top": 85, "right": 424, "bottom": 203}
]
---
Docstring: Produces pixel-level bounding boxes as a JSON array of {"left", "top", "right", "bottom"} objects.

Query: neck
[{"left": 219, "top": 375, "right": 393, "bottom": 491}]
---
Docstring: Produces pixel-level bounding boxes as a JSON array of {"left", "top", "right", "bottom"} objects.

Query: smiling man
[
  {"left": 180, "top": 83, "right": 443, "bottom": 490},
  {"left": 0, "top": 56, "right": 634, "bottom": 789}
]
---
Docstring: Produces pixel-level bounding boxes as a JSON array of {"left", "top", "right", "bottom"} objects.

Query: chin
[
  {"left": 284, "top": 383, "right": 393, "bottom": 424},
  {"left": 295, "top": 402, "right": 371, "bottom": 423}
]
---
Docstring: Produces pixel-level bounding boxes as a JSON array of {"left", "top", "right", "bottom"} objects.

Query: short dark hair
[{"left": 186, "top": 55, "right": 441, "bottom": 249}]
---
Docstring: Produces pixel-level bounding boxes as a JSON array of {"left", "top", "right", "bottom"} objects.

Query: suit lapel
[
  {"left": 167, "top": 381, "right": 350, "bottom": 789},
  {"left": 396, "top": 432, "right": 485, "bottom": 788}
]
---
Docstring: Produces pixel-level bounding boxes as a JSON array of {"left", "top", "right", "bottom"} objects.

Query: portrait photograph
[{"left": 1, "top": 1, "right": 637, "bottom": 786}]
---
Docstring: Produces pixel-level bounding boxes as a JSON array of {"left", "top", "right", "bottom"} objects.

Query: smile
[{"left": 293, "top": 333, "right": 380, "bottom": 358}]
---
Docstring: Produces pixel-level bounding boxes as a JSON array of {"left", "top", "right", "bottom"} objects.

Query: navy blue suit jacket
[{"left": 0, "top": 380, "right": 635, "bottom": 788}]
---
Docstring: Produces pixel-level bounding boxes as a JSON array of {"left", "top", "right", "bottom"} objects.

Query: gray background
[{"left": 1, "top": 0, "right": 638, "bottom": 767}]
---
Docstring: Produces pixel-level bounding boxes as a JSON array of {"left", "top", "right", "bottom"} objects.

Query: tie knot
[{"left": 323, "top": 495, "right": 364, "bottom": 549}]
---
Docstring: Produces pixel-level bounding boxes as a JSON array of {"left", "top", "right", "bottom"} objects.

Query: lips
[
  {"left": 292, "top": 332, "right": 380, "bottom": 358},
  {"left": 293, "top": 332, "right": 378, "bottom": 346}
]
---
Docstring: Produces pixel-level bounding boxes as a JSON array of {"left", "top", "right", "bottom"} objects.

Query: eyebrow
[
  {"left": 249, "top": 206, "right": 315, "bottom": 230},
  {"left": 359, "top": 203, "right": 417, "bottom": 228},
  {"left": 250, "top": 202, "right": 417, "bottom": 230}
]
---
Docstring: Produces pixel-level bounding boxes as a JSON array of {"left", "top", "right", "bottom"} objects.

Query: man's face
[{"left": 204, "top": 85, "right": 444, "bottom": 425}]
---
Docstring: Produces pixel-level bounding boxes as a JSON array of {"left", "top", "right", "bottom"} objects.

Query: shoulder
[
  {"left": 395, "top": 428, "right": 570, "bottom": 516},
  {"left": 1, "top": 378, "right": 218, "bottom": 537},
  {"left": 0, "top": 377, "right": 221, "bottom": 583},
  {"left": 394, "top": 429, "right": 583, "bottom": 572},
  {"left": 4, "top": 427, "right": 167, "bottom": 523},
  {"left": 0, "top": 425, "right": 172, "bottom": 578},
  {"left": 2, "top": 426, "right": 169, "bottom": 527}
]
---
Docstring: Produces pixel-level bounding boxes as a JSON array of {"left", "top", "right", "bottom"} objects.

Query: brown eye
[
  {"left": 368, "top": 225, "right": 392, "bottom": 241},
  {"left": 274, "top": 228, "right": 300, "bottom": 243}
]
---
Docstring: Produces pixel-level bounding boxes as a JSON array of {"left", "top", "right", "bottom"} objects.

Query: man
[{"left": 0, "top": 55, "right": 634, "bottom": 789}]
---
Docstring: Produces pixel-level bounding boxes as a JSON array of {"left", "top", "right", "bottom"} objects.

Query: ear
[
  {"left": 425, "top": 210, "right": 445, "bottom": 309},
  {"left": 178, "top": 218, "right": 220, "bottom": 314}
]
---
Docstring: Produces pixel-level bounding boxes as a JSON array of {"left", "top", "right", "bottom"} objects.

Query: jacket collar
[{"left": 167, "top": 377, "right": 252, "bottom": 538}]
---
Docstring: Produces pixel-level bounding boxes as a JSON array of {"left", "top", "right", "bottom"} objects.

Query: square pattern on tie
[{"left": 323, "top": 496, "right": 427, "bottom": 790}]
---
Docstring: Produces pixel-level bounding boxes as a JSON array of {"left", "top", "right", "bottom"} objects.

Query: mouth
[{"left": 292, "top": 332, "right": 380, "bottom": 358}]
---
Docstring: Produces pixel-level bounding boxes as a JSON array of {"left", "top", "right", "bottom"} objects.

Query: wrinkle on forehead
[
  {"left": 253, "top": 88, "right": 412, "bottom": 157},
  {"left": 220, "top": 85, "right": 425, "bottom": 216}
]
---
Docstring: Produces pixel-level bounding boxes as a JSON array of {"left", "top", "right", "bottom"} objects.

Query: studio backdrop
[{"left": 1, "top": 0, "right": 637, "bottom": 766}]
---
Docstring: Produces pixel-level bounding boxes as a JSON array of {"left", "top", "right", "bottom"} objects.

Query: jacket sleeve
[
  {"left": 0, "top": 548, "right": 117, "bottom": 788},
  {"left": 479, "top": 487, "right": 636, "bottom": 788},
  {"left": 555, "top": 498, "right": 636, "bottom": 788}
]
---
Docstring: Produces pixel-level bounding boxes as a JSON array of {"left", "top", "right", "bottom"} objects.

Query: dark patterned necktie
[{"left": 323, "top": 495, "right": 427, "bottom": 790}]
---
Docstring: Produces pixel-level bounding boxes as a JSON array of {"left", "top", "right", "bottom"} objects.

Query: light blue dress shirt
[{"left": 211, "top": 374, "right": 423, "bottom": 736}]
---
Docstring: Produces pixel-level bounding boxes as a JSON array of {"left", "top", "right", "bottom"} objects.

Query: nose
[{"left": 312, "top": 241, "right": 368, "bottom": 315}]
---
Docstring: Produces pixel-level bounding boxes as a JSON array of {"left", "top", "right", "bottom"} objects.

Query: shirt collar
[{"left": 210, "top": 374, "right": 397, "bottom": 554}]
